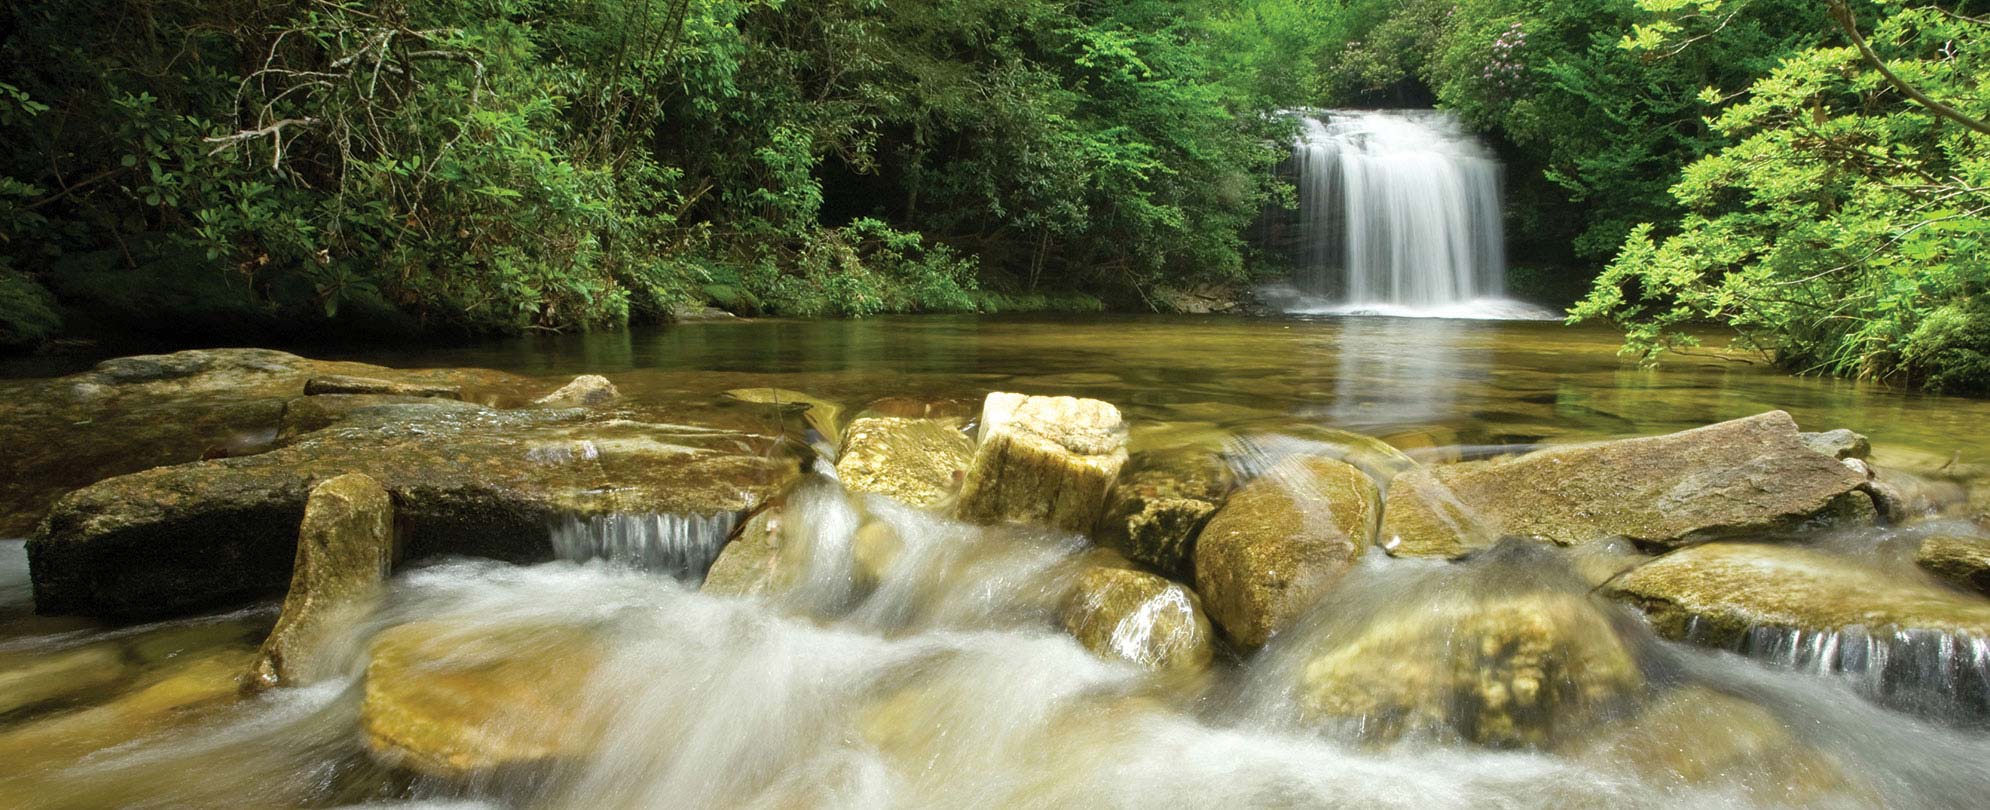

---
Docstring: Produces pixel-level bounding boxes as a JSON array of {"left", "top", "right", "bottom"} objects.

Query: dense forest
[{"left": 1, "top": 0, "right": 1986, "bottom": 392}]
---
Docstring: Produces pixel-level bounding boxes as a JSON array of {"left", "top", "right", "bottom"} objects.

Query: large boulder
[
  {"left": 1060, "top": 560, "right": 1213, "bottom": 672},
  {"left": 1380, "top": 412, "right": 1869, "bottom": 555},
  {"left": 1193, "top": 457, "right": 1377, "bottom": 649},
  {"left": 834, "top": 417, "right": 973, "bottom": 508},
  {"left": 0, "top": 349, "right": 536, "bottom": 537},
  {"left": 1094, "top": 448, "right": 1234, "bottom": 579},
  {"left": 247, "top": 474, "right": 394, "bottom": 690},
  {"left": 1604, "top": 542, "right": 1990, "bottom": 644},
  {"left": 1297, "top": 592, "right": 1642, "bottom": 748},
  {"left": 360, "top": 621, "right": 603, "bottom": 778},
  {"left": 29, "top": 402, "right": 798, "bottom": 618},
  {"left": 1917, "top": 534, "right": 1990, "bottom": 596},
  {"left": 534, "top": 374, "right": 620, "bottom": 408},
  {"left": 1377, "top": 466, "right": 1498, "bottom": 558},
  {"left": 956, "top": 393, "right": 1128, "bottom": 533}
]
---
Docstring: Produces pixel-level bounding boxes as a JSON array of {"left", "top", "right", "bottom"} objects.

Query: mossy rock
[
  {"left": 1094, "top": 448, "right": 1234, "bottom": 580},
  {"left": 956, "top": 392, "right": 1128, "bottom": 533}
]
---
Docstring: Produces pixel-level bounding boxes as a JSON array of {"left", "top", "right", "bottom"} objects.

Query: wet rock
[
  {"left": 1193, "top": 457, "right": 1377, "bottom": 649},
  {"left": 858, "top": 396, "right": 978, "bottom": 423},
  {"left": 0, "top": 349, "right": 533, "bottom": 537},
  {"left": 1297, "top": 592, "right": 1642, "bottom": 748},
  {"left": 1093, "top": 448, "right": 1233, "bottom": 579},
  {"left": 956, "top": 393, "right": 1128, "bottom": 533},
  {"left": 835, "top": 417, "right": 973, "bottom": 508},
  {"left": 0, "top": 647, "right": 254, "bottom": 764},
  {"left": 1915, "top": 534, "right": 1990, "bottom": 596},
  {"left": 701, "top": 507, "right": 797, "bottom": 598},
  {"left": 1060, "top": 562, "right": 1213, "bottom": 671},
  {"left": 1800, "top": 429, "right": 1871, "bottom": 461},
  {"left": 1870, "top": 466, "right": 1968, "bottom": 523},
  {"left": 1378, "top": 466, "right": 1499, "bottom": 559},
  {"left": 1603, "top": 542, "right": 1990, "bottom": 644},
  {"left": 534, "top": 374, "right": 619, "bottom": 408},
  {"left": 1382, "top": 412, "right": 1869, "bottom": 551},
  {"left": 1569, "top": 687, "right": 1858, "bottom": 801},
  {"left": 303, "top": 374, "right": 461, "bottom": 400},
  {"left": 722, "top": 388, "right": 844, "bottom": 445},
  {"left": 360, "top": 621, "right": 603, "bottom": 778},
  {"left": 247, "top": 474, "right": 393, "bottom": 690},
  {"left": 0, "top": 644, "right": 128, "bottom": 716},
  {"left": 277, "top": 394, "right": 484, "bottom": 441},
  {"left": 670, "top": 303, "right": 736, "bottom": 321},
  {"left": 30, "top": 406, "right": 796, "bottom": 618}
]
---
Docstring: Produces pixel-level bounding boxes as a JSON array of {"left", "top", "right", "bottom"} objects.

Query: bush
[{"left": 0, "top": 269, "right": 60, "bottom": 347}]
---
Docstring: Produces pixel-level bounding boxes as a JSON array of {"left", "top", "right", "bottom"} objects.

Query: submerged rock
[
  {"left": 303, "top": 374, "right": 461, "bottom": 399},
  {"left": 1193, "top": 457, "right": 1377, "bottom": 649},
  {"left": 1381, "top": 412, "right": 1869, "bottom": 551},
  {"left": 247, "top": 474, "right": 394, "bottom": 690},
  {"left": 0, "top": 646, "right": 255, "bottom": 764},
  {"left": 277, "top": 394, "right": 485, "bottom": 441},
  {"left": 360, "top": 622, "right": 603, "bottom": 778},
  {"left": 721, "top": 388, "right": 844, "bottom": 445},
  {"left": 1917, "top": 534, "right": 1990, "bottom": 596},
  {"left": 1297, "top": 592, "right": 1642, "bottom": 748},
  {"left": 1060, "top": 560, "right": 1213, "bottom": 672},
  {"left": 1604, "top": 542, "right": 1990, "bottom": 643},
  {"left": 30, "top": 405, "right": 796, "bottom": 618},
  {"left": 1569, "top": 687, "right": 1857, "bottom": 802},
  {"left": 956, "top": 392, "right": 1128, "bottom": 533},
  {"left": 1094, "top": 448, "right": 1234, "bottom": 580},
  {"left": 534, "top": 374, "right": 620, "bottom": 408},
  {"left": 0, "top": 348, "right": 533, "bottom": 537},
  {"left": 835, "top": 417, "right": 973, "bottom": 508},
  {"left": 0, "top": 644, "right": 128, "bottom": 717}
]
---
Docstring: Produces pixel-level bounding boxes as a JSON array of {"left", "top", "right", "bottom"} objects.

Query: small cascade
[
  {"left": 1283, "top": 110, "right": 1546, "bottom": 319},
  {"left": 551, "top": 512, "right": 742, "bottom": 580},
  {"left": 1692, "top": 620, "right": 1990, "bottom": 724}
]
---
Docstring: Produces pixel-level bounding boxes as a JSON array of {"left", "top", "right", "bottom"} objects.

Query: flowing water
[
  {"left": 4, "top": 315, "right": 1990, "bottom": 808},
  {"left": 1282, "top": 110, "right": 1547, "bottom": 319}
]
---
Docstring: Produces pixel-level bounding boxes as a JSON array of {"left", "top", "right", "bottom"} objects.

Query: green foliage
[
  {"left": 0, "top": 269, "right": 60, "bottom": 347},
  {"left": 1572, "top": 1, "right": 1990, "bottom": 393}
]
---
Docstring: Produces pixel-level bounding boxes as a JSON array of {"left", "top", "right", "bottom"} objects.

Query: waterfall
[
  {"left": 551, "top": 511, "right": 742, "bottom": 580},
  {"left": 1285, "top": 110, "right": 1538, "bottom": 318}
]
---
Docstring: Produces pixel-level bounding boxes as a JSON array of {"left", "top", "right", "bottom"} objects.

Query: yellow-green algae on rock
[
  {"left": 1603, "top": 542, "right": 1990, "bottom": 644},
  {"left": 1193, "top": 456, "right": 1376, "bottom": 649}
]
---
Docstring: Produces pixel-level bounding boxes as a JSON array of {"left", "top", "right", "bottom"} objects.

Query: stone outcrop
[
  {"left": 533, "top": 375, "right": 620, "bottom": 407},
  {"left": 834, "top": 417, "right": 973, "bottom": 508},
  {"left": 956, "top": 393, "right": 1128, "bottom": 533},
  {"left": 1060, "top": 560, "right": 1213, "bottom": 672},
  {"left": 1917, "top": 534, "right": 1990, "bottom": 596},
  {"left": 1379, "top": 412, "right": 1869, "bottom": 553},
  {"left": 30, "top": 402, "right": 797, "bottom": 618},
  {"left": 360, "top": 622, "right": 603, "bottom": 778},
  {"left": 1603, "top": 542, "right": 1990, "bottom": 644},
  {"left": 0, "top": 348, "right": 535, "bottom": 537},
  {"left": 247, "top": 474, "right": 394, "bottom": 690},
  {"left": 1094, "top": 448, "right": 1234, "bottom": 579},
  {"left": 1297, "top": 592, "right": 1642, "bottom": 748},
  {"left": 303, "top": 374, "right": 462, "bottom": 399},
  {"left": 1193, "top": 457, "right": 1377, "bottom": 649}
]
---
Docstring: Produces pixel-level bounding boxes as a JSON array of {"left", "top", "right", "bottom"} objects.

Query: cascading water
[{"left": 1282, "top": 110, "right": 1547, "bottom": 319}]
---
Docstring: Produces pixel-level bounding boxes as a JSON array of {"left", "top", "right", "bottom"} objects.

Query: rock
[
  {"left": 303, "top": 374, "right": 461, "bottom": 399},
  {"left": 1603, "top": 542, "right": 1990, "bottom": 644},
  {"left": 670, "top": 303, "right": 737, "bottom": 321},
  {"left": 534, "top": 375, "right": 620, "bottom": 408},
  {"left": 0, "top": 349, "right": 534, "bottom": 537},
  {"left": 30, "top": 405, "right": 797, "bottom": 618},
  {"left": 1569, "top": 687, "right": 1857, "bottom": 801},
  {"left": 277, "top": 394, "right": 485, "bottom": 441},
  {"left": 1193, "top": 457, "right": 1377, "bottom": 649},
  {"left": 835, "top": 417, "right": 973, "bottom": 508},
  {"left": 247, "top": 474, "right": 394, "bottom": 690},
  {"left": 1915, "top": 534, "right": 1990, "bottom": 596},
  {"left": 1297, "top": 592, "right": 1642, "bottom": 748},
  {"left": 1060, "top": 562, "right": 1213, "bottom": 671},
  {"left": 701, "top": 507, "right": 796, "bottom": 599},
  {"left": 858, "top": 396, "right": 978, "bottom": 422},
  {"left": 0, "top": 647, "right": 254, "bottom": 764},
  {"left": 955, "top": 393, "right": 1128, "bottom": 533},
  {"left": 722, "top": 388, "right": 844, "bottom": 445},
  {"left": 1377, "top": 466, "right": 1499, "bottom": 559},
  {"left": 1800, "top": 429, "right": 1871, "bottom": 460},
  {"left": 1093, "top": 448, "right": 1233, "bottom": 579},
  {"left": 1870, "top": 466, "right": 1968, "bottom": 523},
  {"left": 1380, "top": 412, "right": 1869, "bottom": 551},
  {"left": 360, "top": 621, "right": 603, "bottom": 778},
  {"left": 0, "top": 643, "right": 128, "bottom": 716}
]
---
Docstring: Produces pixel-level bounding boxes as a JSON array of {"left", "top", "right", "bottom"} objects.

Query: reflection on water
[{"left": 3, "top": 314, "right": 1990, "bottom": 807}]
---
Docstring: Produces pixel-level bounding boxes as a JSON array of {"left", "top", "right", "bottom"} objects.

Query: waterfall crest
[{"left": 1284, "top": 109, "right": 1545, "bottom": 319}]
